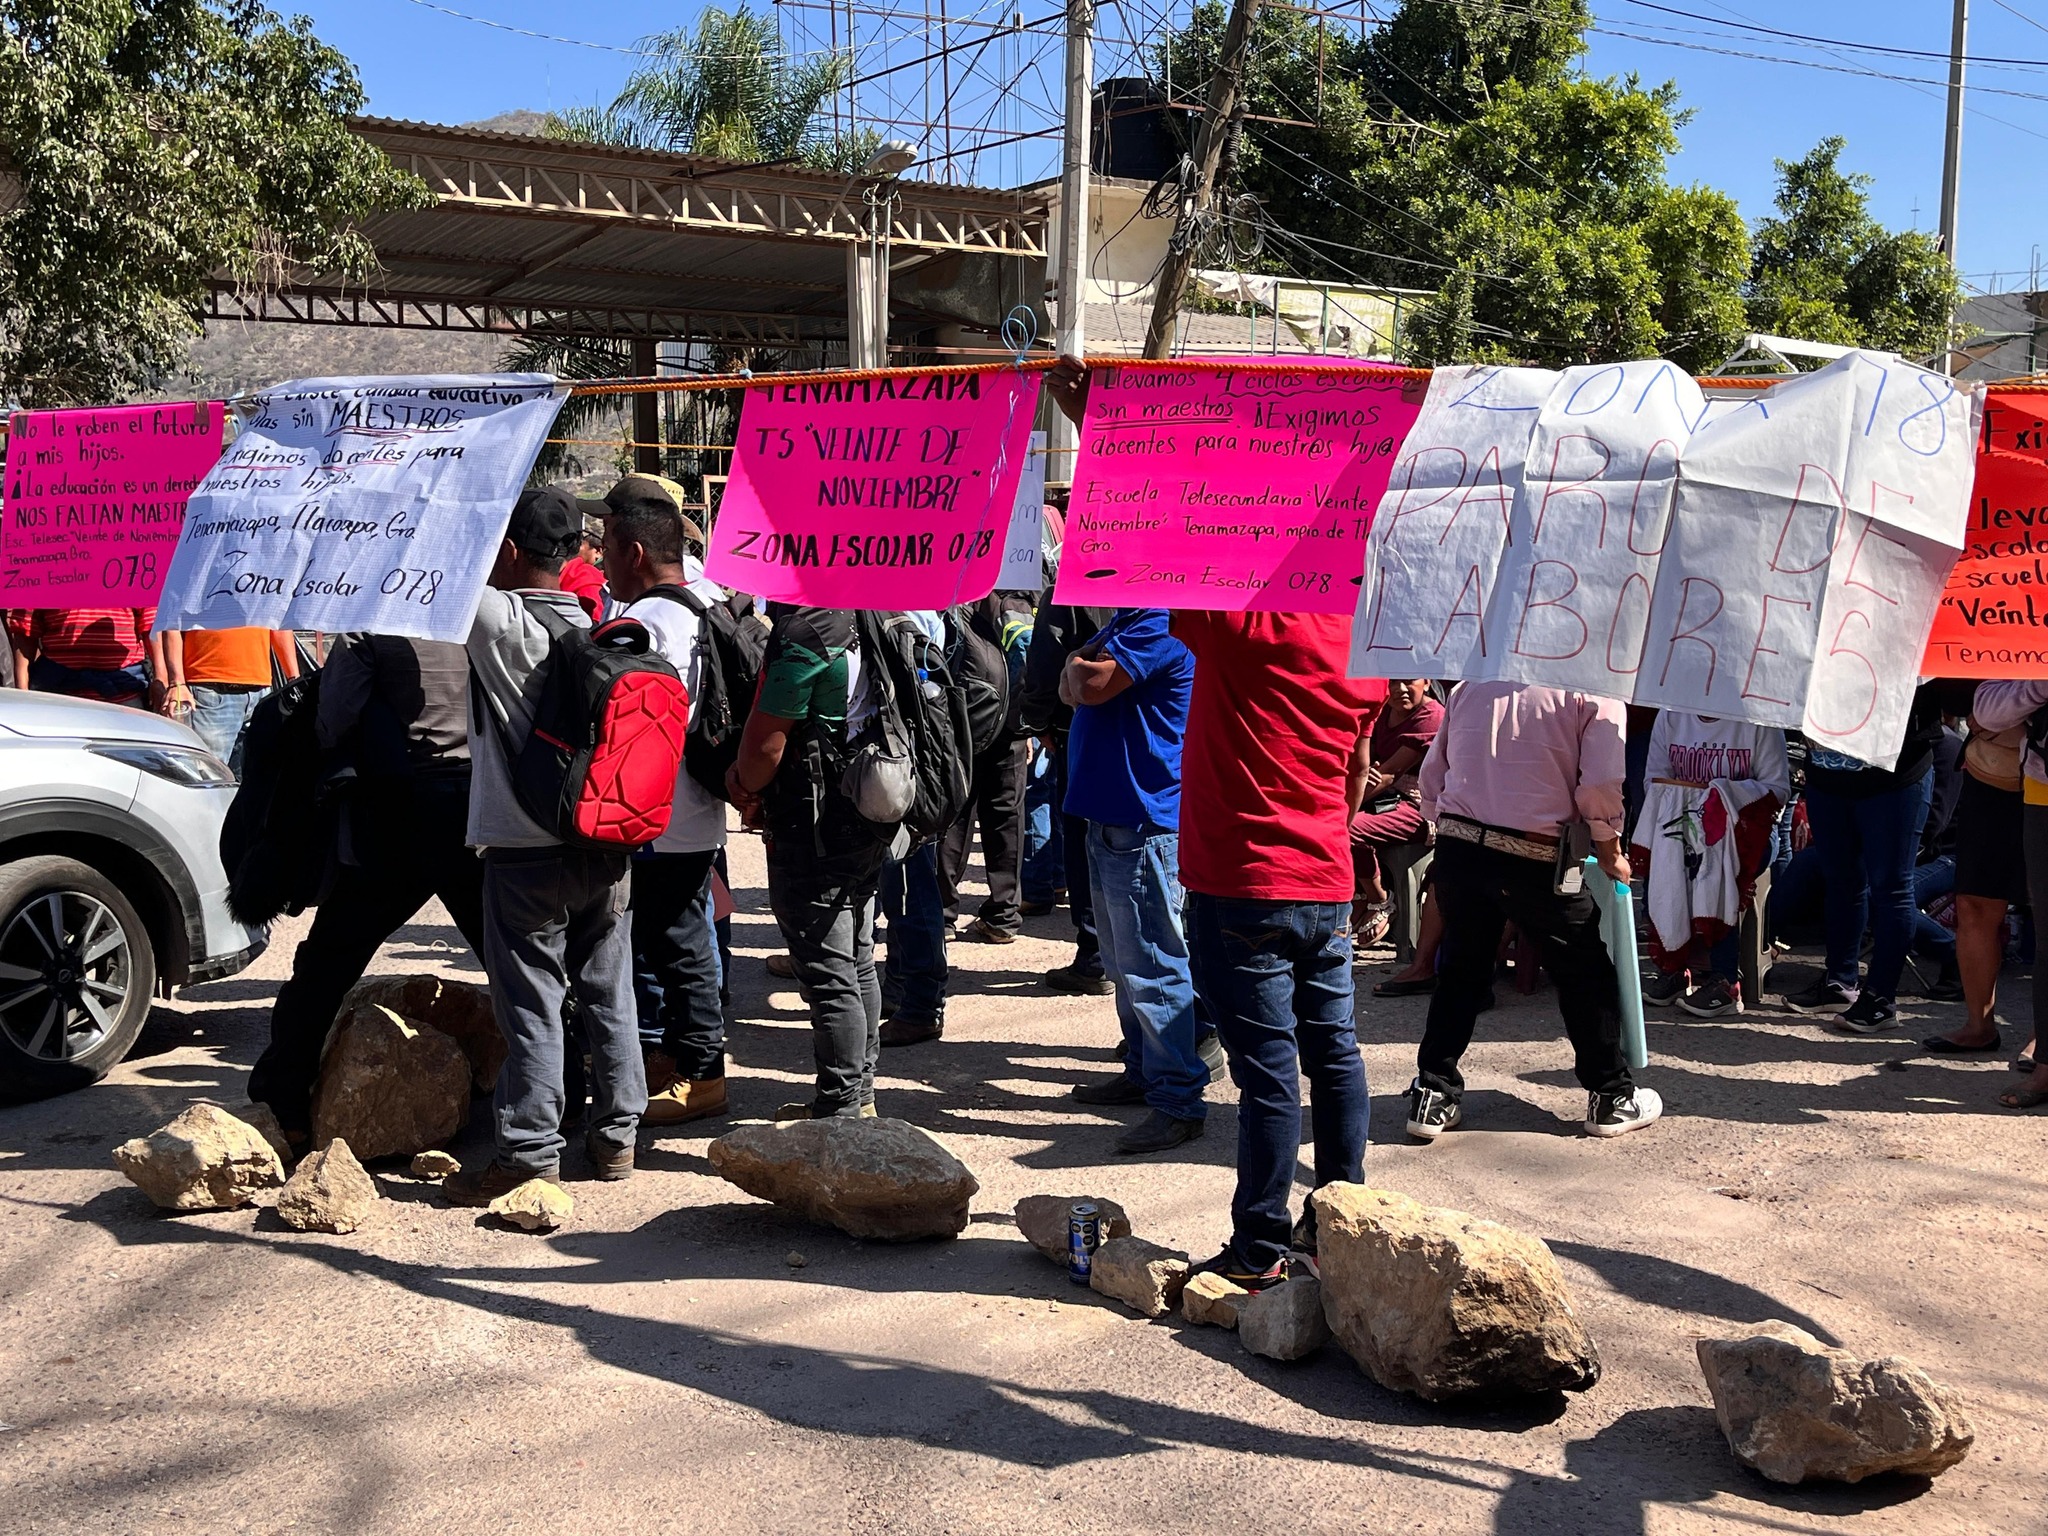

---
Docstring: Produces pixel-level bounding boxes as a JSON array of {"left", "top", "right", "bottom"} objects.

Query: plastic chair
[
  {"left": 1380, "top": 838, "right": 1434, "bottom": 967},
  {"left": 1738, "top": 866, "right": 1773, "bottom": 1009}
]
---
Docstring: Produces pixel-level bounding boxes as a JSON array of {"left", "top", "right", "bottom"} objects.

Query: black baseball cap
[{"left": 505, "top": 485, "right": 584, "bottom": 560}]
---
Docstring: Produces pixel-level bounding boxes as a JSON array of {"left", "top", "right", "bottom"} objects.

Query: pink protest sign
[
  {"left": 2, "top": 402, "right": 224, "bottom": 606},
  {"left": 705, "top": 369, "right": 1042, "bottom": 608},
  {"left": 1051, "top": 361, "right": 1428, "bottom": 612}
]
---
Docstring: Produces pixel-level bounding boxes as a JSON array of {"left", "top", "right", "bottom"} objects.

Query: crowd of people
[{"left": 8, "top": 383, "right": 2048, "bottom": 1289}]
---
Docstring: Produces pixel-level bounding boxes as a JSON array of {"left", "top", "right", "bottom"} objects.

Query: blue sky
[{"left": 309, "top": 0, "right": 2048, "bottom": 295}]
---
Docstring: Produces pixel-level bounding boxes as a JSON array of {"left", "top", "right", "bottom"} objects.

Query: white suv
[{"left": 0, "top": 690, "right": 263, "bottom": 1099}]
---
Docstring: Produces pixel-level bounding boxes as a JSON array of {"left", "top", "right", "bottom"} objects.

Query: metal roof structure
[{"left": 202, "top": 119, "right": 1052, "bottom": 350}]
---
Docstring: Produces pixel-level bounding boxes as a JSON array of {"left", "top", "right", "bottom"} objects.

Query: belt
[{"left": 1436, "top": 814, "right": 1558, "bottom": 863}]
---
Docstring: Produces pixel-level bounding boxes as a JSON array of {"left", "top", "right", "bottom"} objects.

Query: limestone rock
[
  {"left": 410, "top": 1150, "right": 460, "bottom": 1179},
  {"left": 1696, "top": 1321, "right": 1974, "bottom": 1484},
  {"left": 1182, "top": 1270, "right": 1248, "bottom": 1329},
  {"left": 339, "top": 974, "right": 504, "bottom": 1094},
  {"left": 238, "top": 1103, "right": 295, "bottom": 1167},
  {"left": 112, "top": 1104, "right": 284, "bottom": 1212},
  {"left": 1014, "top": 1194, "right": 1133, "bottom": 1265},
  {"left": 1088, "top": 1236, "right": 1189, "bottom": 1318},
  {"left": 488, "top": 1179, "right": 573, "bottom": 1232},
  {"left": 1312, "top": 1184, "right": 1600, "bottom": 1402},
  {"left": 1240, "top": 1277, "right": 1332, "bottom": 1361},
  {"left": 707, "top": 1118, "right": 978, "bottom": 1241},
  {"left": 311, "top": 1004, "right": 470, "bottom": 1161},
  {"left": 276, "top": 1139, "right": 380, "bottom": 1234}
]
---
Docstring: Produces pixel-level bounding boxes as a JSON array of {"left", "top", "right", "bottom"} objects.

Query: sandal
[
  {"left": 1999, "top": 1087, "right": 2048, "bottom": 1109},
  {"left": 1921, "top": 1031, "right": 2002, "bottom": 1055},
  {"left": 1374, "top": 975, "right": 1437, "bottom": 998},
  {"left": 1356, "top": 902, "right": 1394, "bottom": 950},
  {"left": 2016, "top": 1056, "right": 2037, "bottom": 1073}
]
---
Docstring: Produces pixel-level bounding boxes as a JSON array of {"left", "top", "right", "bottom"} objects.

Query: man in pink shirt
[{"left": 1408, "top": 680, "right": 1661, "bottom": 1140}]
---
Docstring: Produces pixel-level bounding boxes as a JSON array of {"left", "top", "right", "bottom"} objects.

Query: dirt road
[{"left": 1, "top": 837, "right": 2041, "bottom": 1534}]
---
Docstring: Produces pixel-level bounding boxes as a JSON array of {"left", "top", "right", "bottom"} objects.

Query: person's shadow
[{"left": 1488, "top": 1405, "right": 1932, "bottom": 1533}]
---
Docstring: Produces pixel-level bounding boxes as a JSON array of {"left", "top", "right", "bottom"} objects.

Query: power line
[{"left": 1617, "top": 0, "right": 2048, "bottom": 71}]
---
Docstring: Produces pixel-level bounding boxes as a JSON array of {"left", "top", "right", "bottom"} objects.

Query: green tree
[
  {"left": 546, "top": 7, "right": 870, "bottom": 170},
  {"left": 1746, "top": 136, "right": 1960, "bottom": 361},
  {"left": 0, "top": 0, "right": 427, "bottom": 406},
  {"left": 1163, "top": 0, "right": 1750, "bottom": 370}
]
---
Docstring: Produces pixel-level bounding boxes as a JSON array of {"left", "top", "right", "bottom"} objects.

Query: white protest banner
[
  {"left": 1351, "top": 351, "right": 1980, "bottom": 767},
  {"left": 153, "top": 375, "right": 567, "bottom": 643},
  {"left": 1000, "top": 431, "right": 1048, "bottom": 591}
]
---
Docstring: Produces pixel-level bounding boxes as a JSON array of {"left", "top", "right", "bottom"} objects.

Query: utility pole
[
  {"left": 1143, "top": 0, "right": 1262, "bottom": 361},
  {"left": 1051, "top": 0, "right": 1094, "bottom": 480},
  {"left": 1939, "top": 0, "right": 1968, "bottom": 375}
]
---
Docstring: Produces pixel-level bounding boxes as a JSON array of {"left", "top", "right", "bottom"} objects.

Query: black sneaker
[
  {"left": 1643, "top": 969, "right": 1688, "bottom": 1007},
  {"left": 1783, "top": 978, "right": 1859, "bottom": 1015},
  {"left": 1585, "top": 1086, "right": 1663, "bottom": 1137},
  {"left": 1196, "top": 1030, "right": 1227, "bottom": 1083},
  {"left": 1678, "top": 977, "right": 1740, "bottom": 1019},
  {"left": 1835, "top": 993, "right": 1898, "bottom": 1035},
  {"left": 1289, "top": 1209, "right": 1320, "bottom": 1276},
  {"left": 1114, "top": 1110, "right": 1205, "bottom": 1154},
  {"left": 1405, "top": 1082, "right": 1463, "bottom": 1140},
  {"left": 1072, "top": 1072, "right": 1147, "bottom": 1105},
  {"left": 1045, "top": 962, "right": 1114, "bottom": 996},
  {"left": 1189, "top": 1248, "right": 1288, "bottom": 1293}
]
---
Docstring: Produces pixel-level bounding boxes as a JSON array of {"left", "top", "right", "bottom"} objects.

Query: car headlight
[{"left": 87, "top": 743, "right": 238, "bottom": 787}]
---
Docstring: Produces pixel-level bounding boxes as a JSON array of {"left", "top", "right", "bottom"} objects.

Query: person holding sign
[
  {"left": 1407, "top": 681, "right": 1661, "bottom": 1141},
  {"left": 1175, "top": 612, "right": 1378, "bottom": 1289},
  {"left": 160, "top": 627, "right": 300, "bottom": 776},
  {"left": 445, "top": 487, "right": 647, "bottom": 1206},
  {"left": 8, "top": 606, "right": 164, "bottom": 708},
  {"left": 1060, "top": 608, "right": 1210, "bottom": 1154}
]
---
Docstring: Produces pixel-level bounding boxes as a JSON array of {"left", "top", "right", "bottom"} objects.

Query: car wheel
[{"left": 0, "top": 855, "right": 157, "bottom": 1101}]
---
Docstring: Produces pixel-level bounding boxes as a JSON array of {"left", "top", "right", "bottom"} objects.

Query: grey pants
[
  {"left": 2027, "top": 805, "right": 2048, "bottom": 1049},
  {"left": 768, "top": 835, "right": 886, "bottom": 1116},
  {"left": 482, "top": 845, "right": 647, "bottom": 1173}
]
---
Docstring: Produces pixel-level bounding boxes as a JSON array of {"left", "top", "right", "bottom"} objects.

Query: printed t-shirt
[
  {"left": 1646, "top": 712, "right": 1790, "bottom": 805},
  {"left": 1175, "top": 613, "right": 1382, "bottom": 902},
  {"left": 181, "top": 628, "right": 274, "bottom": 687},
  {"left": 1063, "top": 609, "right": 1193, "bottom": 832},
  {"left": 755, "top": 607, "right": 871, "bottom": 841}
]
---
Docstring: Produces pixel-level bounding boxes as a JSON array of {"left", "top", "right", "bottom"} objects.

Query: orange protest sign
[{"left": 1922, "top": 390, "right": 2048, "bottom": 678}]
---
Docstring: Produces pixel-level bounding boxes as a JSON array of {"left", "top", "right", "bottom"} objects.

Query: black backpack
[
  {"left": 494, "top": 601, "right": 691, "bottom": 849},
  {"left": 221, "top": 671, "right": 332, "bottom": 924},
  {"left": 943, "top": 605, "right": 1009, "bottom": 757},
  {"left": 644, "top": 583, "right": 769, "bottom": 800},
  {"left": 841, "top": 611, "right": 975, "bottom": 845}
]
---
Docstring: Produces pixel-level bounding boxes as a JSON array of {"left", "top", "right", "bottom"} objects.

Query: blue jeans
[
  {"left": 1188, "top": 894, "right": 1367, "bottom": 1270},
  {"left": 881, "top": 841, "right": 948, "bottom": 1024},
  {"left": 1022, "top": 743, "right": 1065, "bottom": 904},
  {"left": 630, "top": 849, "right": 724, "bottom": 1075},
  {"left": 1087, "top": 821, "right": 1205, "bottom": 1120},
  {"left": 1805, "top": 771, "right": 1933, "bottom": 998},
  {"left": 188, "top": 683, "right": 267, "bottom": 777},
  {"left": 1913, "top": 855, "right": 1957, "bottom": 960}
]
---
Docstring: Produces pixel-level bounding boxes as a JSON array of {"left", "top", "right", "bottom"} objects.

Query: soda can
[{"left": 1068, "top": 1201, "right": 1101, "bottom": 1285}]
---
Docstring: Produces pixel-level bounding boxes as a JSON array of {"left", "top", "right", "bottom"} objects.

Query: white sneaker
[{"left": 1585, "top": 1086, "right": 1663, "bottom": 1137}]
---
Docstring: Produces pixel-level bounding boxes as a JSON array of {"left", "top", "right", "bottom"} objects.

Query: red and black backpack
[{"left": 502, "top": 599, "right": 690, "bottom": 848}]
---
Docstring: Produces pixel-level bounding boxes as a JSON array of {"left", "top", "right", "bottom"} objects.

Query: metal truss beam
[{"left": 200, "top": 285, "right": 834, "bottom": 345}]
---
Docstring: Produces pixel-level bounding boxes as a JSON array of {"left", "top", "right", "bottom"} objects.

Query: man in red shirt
[{"left": 1173, "top": 611, "right": 1381, "bottom": 1289}]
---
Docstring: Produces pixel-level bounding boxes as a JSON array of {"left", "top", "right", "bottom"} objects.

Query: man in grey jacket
[{"left": 446, "top": 486, "right": 647, "bottom": 1204}]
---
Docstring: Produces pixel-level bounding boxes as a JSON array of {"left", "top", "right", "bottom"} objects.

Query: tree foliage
[
  {"left": 1745, "top": 136, "right": 1961, "bottom": 361},
  {"left": 0, "top": 0, "right": 427, "bottom": 406},
  {"left": 546, "top": 7, "right": 873, "bottom": 171},
  {"left": 1162, "top": 0, "right": 1942, "bottom": 371}
]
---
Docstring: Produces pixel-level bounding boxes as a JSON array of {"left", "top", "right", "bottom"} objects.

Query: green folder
[{"left": 1586, "top": 858, "right": 1648, "bottom": 1070}]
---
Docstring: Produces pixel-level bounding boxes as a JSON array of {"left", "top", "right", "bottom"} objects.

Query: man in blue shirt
[{"left": 1061, "top": 608, "right": 1207, "bottom": 1153}]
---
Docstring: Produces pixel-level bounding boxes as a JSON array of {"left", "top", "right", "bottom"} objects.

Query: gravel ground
[{"left": 2, "top": 831, "right": 2042, "bottom": 1535}]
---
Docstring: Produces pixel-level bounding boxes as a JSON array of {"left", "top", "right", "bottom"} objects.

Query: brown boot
[
  {"left": 644, "top": 1071, "right": 729, "bottom": 1126},
  {"left": 584, "top": 1133, "right": 634, "bottom": 1181},
  {"left": 879, "top": 1015, "right": 942, "bottom": 1048},
  {"left": 445, "top": 1159, "right": 559, "bottom": 1207}
]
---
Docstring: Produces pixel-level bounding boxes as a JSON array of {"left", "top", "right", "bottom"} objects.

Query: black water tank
[{"left": 1092, "top": 77, "right": 1180, "bottom": 181}]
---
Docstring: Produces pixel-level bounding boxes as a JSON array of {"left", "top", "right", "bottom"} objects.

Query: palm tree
[
  {"left": 514, "top": 8, "right": 872, "bottom": 483},
  {"left": 544, "top": 7, "right": 871, "bottom": 169}
]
